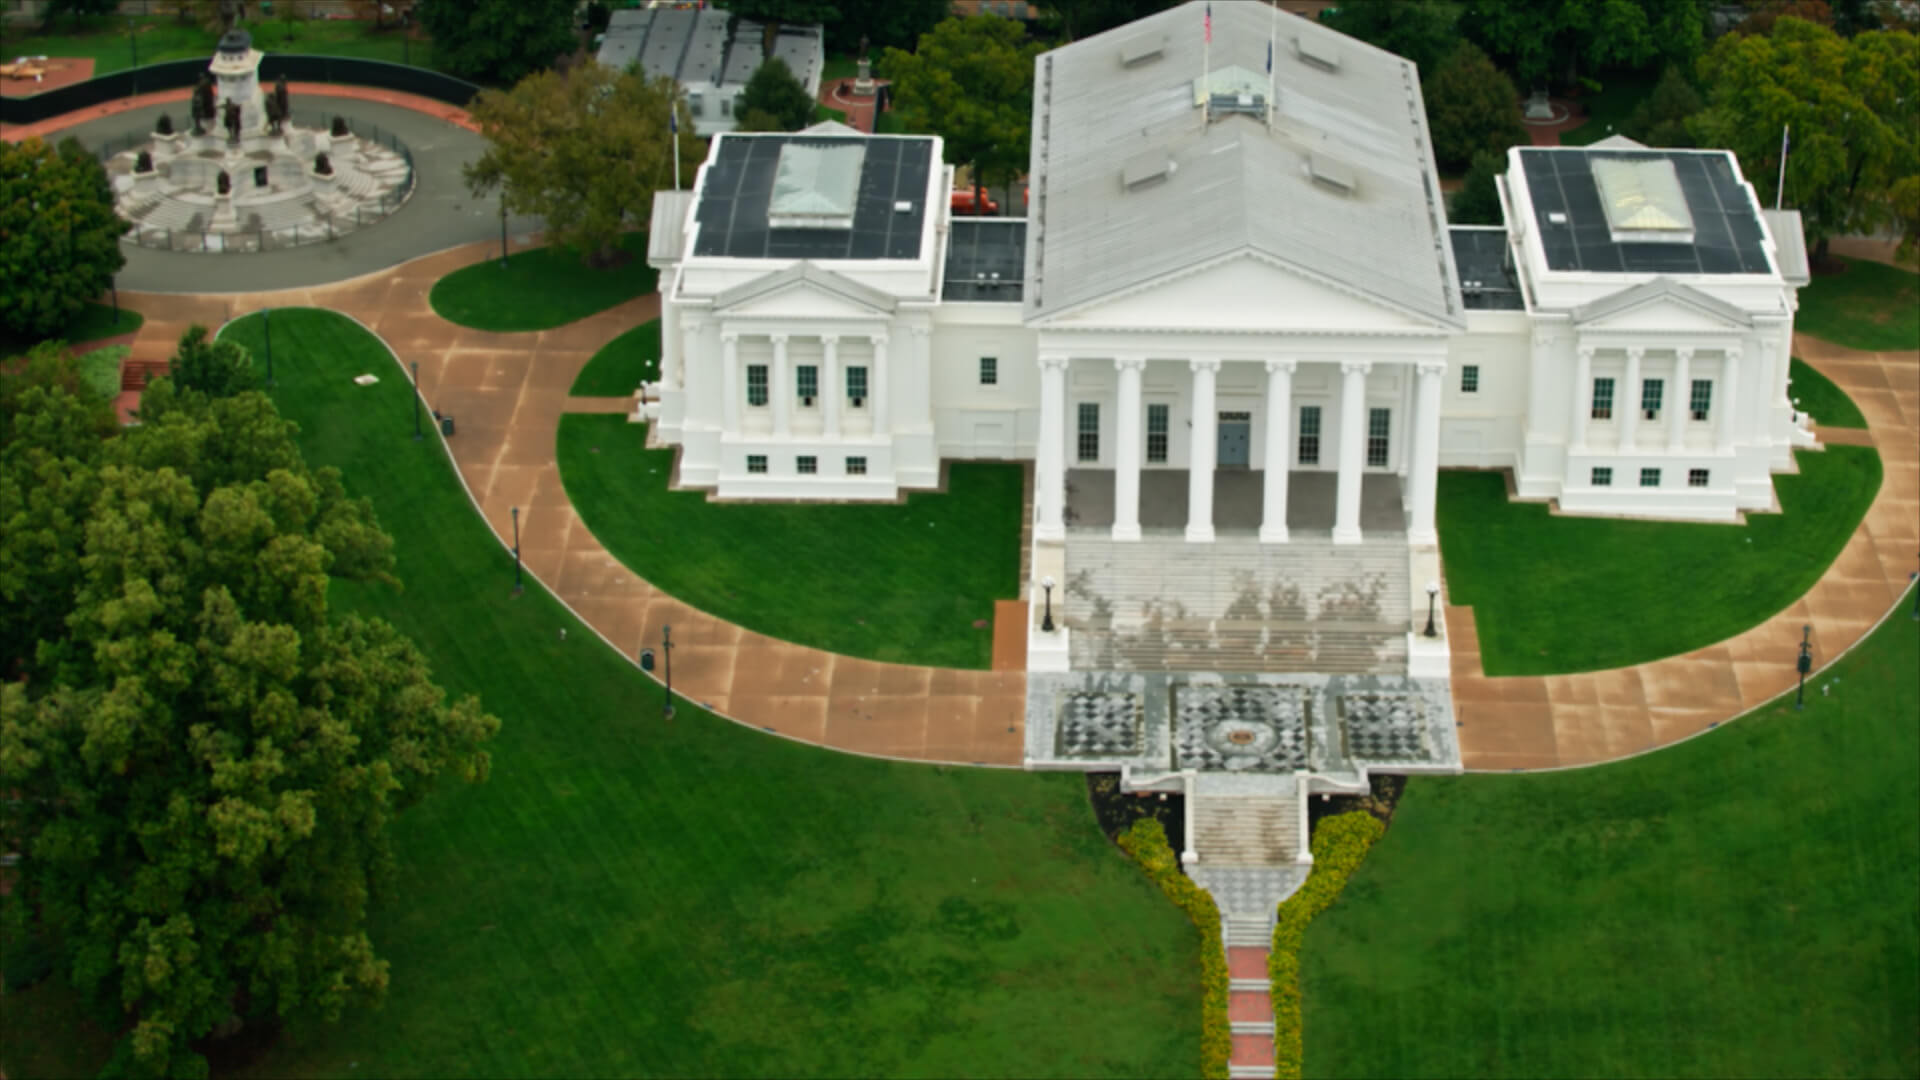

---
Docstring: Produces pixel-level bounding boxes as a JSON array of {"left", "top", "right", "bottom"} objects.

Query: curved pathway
[{"left": 1450, "top": 335, "right": 1919, "bottom": 770}]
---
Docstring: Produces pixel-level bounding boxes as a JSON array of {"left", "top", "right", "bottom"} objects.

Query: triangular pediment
[
  {"left": 712, "top": 261, "right": 898, "bottom": 318},
  {"left": 1572, "top": 277, "right": 1754, "bottom": 331},
  {"left": 1032, "top": 251, "right": 1447, "bottom": 334}
]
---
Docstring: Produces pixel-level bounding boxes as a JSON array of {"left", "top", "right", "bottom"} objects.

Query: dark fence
[{"left": 1, "top": 56, "right": 479, "bottom": 127}]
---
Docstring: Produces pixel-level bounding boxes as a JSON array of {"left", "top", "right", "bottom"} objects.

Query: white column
[
  {"left": 1407, "top": 360, "right": 1446, "bottom": 546},
  {"left": 660, "top": 295, "right": 682, "bottom": 388},
  {"left": 822, "top": 335, "right": 841, "bottom": 438},
  {"left": 1619, "top": 346, "right": 1644, "bottom": 449},
  {"left": 1112, "top": 358, "right": 1145, "bottom": 542},
  {"left": 1668, "top": 347, "right": 1692, "bottom": 451},
  {"left": 1036, "top": 355, "right": 1069, "bottom": 542},
  {"left": 771, "top": 334, "right": 791, "bottom": 437},
  {"left": 1569, "top": 346, "right": 1593, "bottom": 454},
  {"left": 1717, "top": 346, "right": 1741, "bottom": 451},
  {"left": 1259, "top": 358, "right": 1295, "bottom": 544},
  {"left": 1186, "top": 359, "right": 1220, "bottom": 544},
  {"left": 871, "top": 334, "right": 890, "bottom": 434},
  {"left": 721, "top": 332, "right": 740, "bottom": 431},
  {"left": 1332, "top": 359, "right": 1371, "bottom": 545}
]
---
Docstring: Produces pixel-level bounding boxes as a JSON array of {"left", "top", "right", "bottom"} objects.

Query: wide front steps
[{"left": 1194, "top": 795, "right": 1300, "bottom": 869}]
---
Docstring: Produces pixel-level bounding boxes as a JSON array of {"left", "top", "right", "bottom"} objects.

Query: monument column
[
  {"left": 1407, "top": 360, "right": 1447, "bottom": 546},
  {"left": 1036, "top": 355, "right": 1069, "bottom": 542},
  {"left": 1332, "top": 359, "right": 1371, "bottom": 545},
  {"left": 1259, "top": 358, "right": 1296, "bottom": 544},
  {"left": 1186, "top": 359, "right": 1220, "bottom": 544},
  {"left": 1112, "top": 358, "right": 1145, "bottom": 542}
]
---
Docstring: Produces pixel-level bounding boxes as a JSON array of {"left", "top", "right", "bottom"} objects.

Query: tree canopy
[
  {"left": 1461, "top": 0, "right": 1710, "bottom": 90},
  {"left": 165, "top": 324, "right": 258, "bottom": 401},
  {"left": 1449, "top": 150, "right": 1507, "bottom": 226},
  {"left": 881, "top": 17, "right": 1043, "bottom": 201},
  {"left": 1320, "top": 0, "right": 1462, "bottom": 78},
  {"left": 1423, "top": 42, "right": 1527, "bottom": 173},
  {"left": 1691, "top": 17, "right": 1919, "bottom": 260},
  {"left": 414, "top": 0, "right": 578, "bottom": 86},
  {"left": 0, "top": 137, "right": 128, "bottom": 343},
  {"left": 0, "top": 346, "right": 499, "bottom": 1079},
  {"left": 465, "top": 61, "right": 690, "bottom": 266},
  {"left": 822, "top": 0, "right": 948, "bottom": 55},
  {"left": 1036, "top": 0, "right": 1178, "bottom": 41},
  {"left": 1624, "top": 65, "right": 1703, "bottom": 147},
  {"left": 737, "top": 57, "right": 815, "bottom": 132}
]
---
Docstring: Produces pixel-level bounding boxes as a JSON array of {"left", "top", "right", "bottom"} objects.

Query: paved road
[{"left": 61, "top": 94, "right": 543, "bottom": 293}]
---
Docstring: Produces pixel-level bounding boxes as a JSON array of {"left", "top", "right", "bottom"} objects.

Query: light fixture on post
[
  {"left": 1423, "top": 580, "right": 1441, "bottom": 638},
  {"left": 1040, "top": 575, "right": 1056, "bottom": 633},
  {"left": 1795, "top": 624, "right": 1812, "bottom": 710},
  {"left": 511, "top": 506, "right": 523, "bottom": 596}
]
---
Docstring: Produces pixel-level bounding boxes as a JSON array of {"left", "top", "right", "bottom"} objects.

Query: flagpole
[
  {"left": 671, "top": 103, "right": 682, "bottom": 193},
  {"left": 1775, "top": 123, "right": 1789, "bottom": 211},
  {"left": 1267, "top": 0, "right": 1277, "bottom": 130},
  {"left": 1202, "top": 3, "right": 1212, "bottom": 128}
]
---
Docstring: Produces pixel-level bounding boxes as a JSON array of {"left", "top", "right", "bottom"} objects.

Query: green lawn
[
  {"left": 1789, "top": 356, "right": 1868, "bottom": 429},
  {"left": 1557, "top": 71, "right": 1660, "bottom": 147},
  {"left": 1796, "top": 256, "right": 1920, "bottom": 352},
  {"left": 558, "top": 413, "right": 1022, "bottom": 669},
  {"left": 569, "top": 319, "right": 660, "bottom": 396},
  {"left": 1301, "top": 595, "right": 1920, "bottom": 1079},
  {"left": 0, "top": 307, "right": 1199, "bottom": 1079},
  {"left": 1438, "top": 445, "right": 1881, "bottom": 675},
  {"left": 16, "top": 14, "right": 431, "bottom": 77},
  {"left": 428, "top": 234, "right": 656, "bottom": 332},
  {"left": 0, "top": 301, "right": 143, "bottom": 358}
]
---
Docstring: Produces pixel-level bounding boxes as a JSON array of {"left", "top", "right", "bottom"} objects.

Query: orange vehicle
[{"left": 951, "top": 188, "right": 1000, "bottom": 215}]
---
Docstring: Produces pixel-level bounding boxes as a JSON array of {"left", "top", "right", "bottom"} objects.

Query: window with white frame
[
  {"left": 1076, "top": 402, "right": 1099, "bottom": 463},
  {"left": 746, "top": 364, "right": 768, "bottom": 407},
  {"left": 1690, "top": 379, "right": 1713, "bottom": 421},
  {"left": 1366, "top": 408, "right": 1391, "bottom": 467},
  {"left": 1298, "top": 405, "right": 1321, "bottom": 465},
  {"left": 1641, "top": 378, "right": 1663, "bottom": 420},
  {"left": 1146, "top": 404, "right": 1169, "bottom": 464},
  {"left": 979, "top": 357, "right": 998, "bottom": 386},
  {"left": 846, "top": 456, "right": 867, "bottom": 475},
  {"left": 846, "top": 365, "right": 868, "bottom": 406},
  {"left": 747, "top": 454, "right": 767, "bottom": 474},
  {"left": 1640, "top": 467, "right": 1661, "bottom": 487},
  {"left": 1461, "top": 364, "right": 1479, "bottom": 394},
  {"left": 1591, "top": 377, "right": 1615, "bottom": 420},
  {"left": 797, "top": 455, "right": 818, "bottom": 475},
  {"left": 1592, "top": 466, "right": 1613, "bottom": 486},
  {"left": 1688, "top": 468, "right": 1709, "bottom": 487},
  {"left": 797, "top": 364, "right": 818, "bottom": 404}
]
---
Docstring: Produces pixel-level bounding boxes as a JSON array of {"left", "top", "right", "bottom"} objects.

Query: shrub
[
  {"left": 314, "top": 152, "right": 333, "bottom": 175},
  {"left": 155, "top": 113, "right": 174, "bottom": 136},
  {"left": 1118, "top": 818, "right": 1231, "bottom": 1080},
  {"left": 1270, "top": 811, "right": 1385, "bottom": 1079},
  {"left": 134, "top": 149, "right": 153, "bottom": 173},
  {"left": 331, "top": 115, "right": 350, "bottom": 137}
]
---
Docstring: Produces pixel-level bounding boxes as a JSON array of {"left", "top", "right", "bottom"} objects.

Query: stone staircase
[
  {"left": 1190, "top": 788, "right": 1306, "bottom": 1080},
  {"left": 1064, "top": 534, "right": 1409, "bottom": 674},
  {"left": 1194, "top": 794, "right": 1299, "bottom": 868}
]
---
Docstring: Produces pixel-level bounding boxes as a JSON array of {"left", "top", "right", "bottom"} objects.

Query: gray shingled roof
[{"left": 1024, "top": 0, "right": 1461, "bottom": 327}]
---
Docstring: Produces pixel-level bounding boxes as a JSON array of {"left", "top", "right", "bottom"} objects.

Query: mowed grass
[
  {"left": 569, "top": 319, "right": 659, "bottom": 396},
  {"left": 15, "top": 14, "right": 430, "bottom": 78},
  {"left": 1437, "top": 445, "right": 1881, "bottom": 675},
  {"left": 0, "top": 307, "right": 1201, "bottom": 1080},
  {"left": 1797, "top": 256, "right": 1920, "bottom": 352},
  {"left": 1789, "top": 356, "right": 1868, "bottom": 428},
  {"left": 429, "top": 234, "right": 656, "bottom": 332},
  {"left": 1300, "top": 598, "right": 1920, "bottom": 1080},
  {"left": 558, "top": 413, "right": 1022, "bottom": 669},
  {"left": 1557, "top": 70, "right": 1661, "bottom": 146}
]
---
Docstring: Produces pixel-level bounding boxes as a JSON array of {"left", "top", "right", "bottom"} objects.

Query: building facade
[{"left": 597, "top": 3, "right": 825, "bottom": 137}]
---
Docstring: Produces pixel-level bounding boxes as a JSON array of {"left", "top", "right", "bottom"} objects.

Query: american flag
[{"left": 1205, "top": 3, "right": 1212, "bottom": 44}]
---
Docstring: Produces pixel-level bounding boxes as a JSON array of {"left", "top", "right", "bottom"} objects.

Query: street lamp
[
  {"left": 499, "top": 196, "right": 509, "bottom": 268},
  {"left": 411, "top": 361, "right": 423, "bottom": 440},
  {"left": 1795, "top": 624, "right": 1813, "bottom": 710},
  {"left": 1423, "top": 581, "right": 1441, "bottom": 637},
  {"left": 511, "top": 506, "right": 523, "bottom": 595},
  {"left": 262, "top": 307, "right": 274, "bottom": 388},
  {"left": 1040, "top": 575, "right": 1056, "bottom": 633},
  {"left": 661, "top": 623, "right": 675, "bottom": 719}
]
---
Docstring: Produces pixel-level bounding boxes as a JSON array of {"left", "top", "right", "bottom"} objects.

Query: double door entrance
[{"left": 1217, "top": 411, "right": 1252, "bottom": 467}]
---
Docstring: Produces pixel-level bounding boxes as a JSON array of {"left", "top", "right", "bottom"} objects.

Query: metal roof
[
  {"left": 648, "top": 189, "right": 696, "bottom": 263},
  {"left": 1449, "top": 228, "right": 1524, "bottom": 311},
  {"left": 1760, "top": 209, "right": 1810, "bottom": 286},
  {"left": 1024, "top": 0, "right": 1461, "bottom": 328},
  {"left": 692, "top": 134, "right": 934, "bottom": 260},
  {"left": 944, "top": 219, "right": 1028, "bottom": 302},
  {"left": 1518, "top": 148, "right": 1774, "bottom": 275},
  {"left": 597, "top": 7, "right": 819, "bottom": 91}
]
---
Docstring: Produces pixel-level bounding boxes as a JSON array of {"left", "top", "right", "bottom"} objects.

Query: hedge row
[
  {"left": 1269, "top": 811, "right": 1386, "bottom": 1079},
  {"left": 1117, "top": 817, "right": 1231, "bottom": 1080}
]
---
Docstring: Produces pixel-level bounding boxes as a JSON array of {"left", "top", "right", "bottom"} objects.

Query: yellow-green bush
[
  {"left": 1269, "top": 811, "right": 1385, "bottom": 1079},
  {"left": 1118, "top": 818, "right": 1231, "bottom": 1079}
]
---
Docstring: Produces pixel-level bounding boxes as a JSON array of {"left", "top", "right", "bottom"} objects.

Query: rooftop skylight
[
  {"left": 1592, "top": 156, "right": 1695, "bottom": 243},
  {"left": 768, "top": 142, "right": 866, "bottom": 229}
]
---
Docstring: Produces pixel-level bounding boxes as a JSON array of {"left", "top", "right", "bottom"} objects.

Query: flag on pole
[{"left": 1205, "top": 3, "right": 1212, "bottom": 44}]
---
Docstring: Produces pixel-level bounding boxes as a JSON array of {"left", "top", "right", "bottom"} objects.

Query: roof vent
[
  {"left": 1293, "top": 34, "right": 1342, "bottom": 72},
  {"left": 894, "top": 200, "right": 912, "bottom": 212},
  {"left": 1547, "top": 211, "right": 1569, "bottom": 226},
  {"left": 1118, "top": 33, "right": 1165, "bottom": 67},
  {"left": 1307, "top": 152, "right": 1356, "bottom": 195},
  {"left": 1121, "top": 150, "right": 1174, "bottom": 191}
]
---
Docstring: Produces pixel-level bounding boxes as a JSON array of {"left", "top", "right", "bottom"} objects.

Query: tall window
[
  {"left": 1366, "top": 407, "right": 1391, "bottom": 467},
  {"left": 846, "top": 366, "right": 868, "bottom": 406},
  {"left": 1461, "top": 364, "right": 1480, "bottom": 394},
  {"left": 979, "top": 357, "right": 998, "bottom": 386},
  {"left": 1076, "top": 402, "right": 1100, "bottom": 463},
  {"left": 1146, "top": 404, "right": 1169, "bottom": 464},
  {"left": 1641, "top": 378, "right": 1663, "bottom": 421},
  {"left": 1297, "top": 405, "right": 1322, "bottom": 466},
  {"left": 797, "top": 365, "right": 818, "bottom": 403},
  {"left": 1592, "top": 466, "right": 1612, "bottom": 487},
  {"left": 1591, "top": 377, "right": 1615, "bottom": 420},
  {"left": 1639, "top": 467, "right": 1661, "bottom": 487},
  {"left": 746, "top": 364, "right": 768, "bottom": 407},
  {"left": 1690, "top": 379, "right": 1713, "bottom": 421}
]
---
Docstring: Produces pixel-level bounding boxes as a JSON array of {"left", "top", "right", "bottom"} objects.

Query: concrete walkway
[
  {"left": 119, "top": 239, "right": 1027, "bottom": 767},
  {"left": 1450, "top": 337, "right": 1919, "bottom": 770}
]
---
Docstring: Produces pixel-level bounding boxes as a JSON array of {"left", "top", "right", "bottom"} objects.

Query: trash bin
[{"left": 440, "top": 414, "right": 455, "bottom": 437}]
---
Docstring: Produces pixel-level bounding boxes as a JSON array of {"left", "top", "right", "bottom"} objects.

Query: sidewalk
[{"left": 2, "top": 82, "right": 474, "bottom": 142}]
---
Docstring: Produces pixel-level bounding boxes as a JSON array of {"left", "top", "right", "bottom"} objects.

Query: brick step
[{"left": 120, "top": 359, "right": 169, "bottom": 392}]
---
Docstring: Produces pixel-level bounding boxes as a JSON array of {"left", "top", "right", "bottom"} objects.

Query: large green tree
[
  {"left": 823, "top": 0, "right": 947, "bottom": 55},
  {"left": 1450, "top": 150, "right": 1507, "bottom": 226},
  {"left": 1461, "top": 0, "right": 1711, "bottom": 90},
  {"left": 721, "top": 0, "right": 841, "bottom": 57},
  {"left": 414, "top": 0, "right": 577, "bottom": 85},
  {"left": 882, "top": 17, "right": 1043, "bottom": 209},
  {"left": 465, "top": 60, "right": 689, "bottom": 266},
  {"left": 737, "top": 57, "right": 815, "bottom": 132},
  {"left": 38, "top": 0, "right": 116, "bottom": 30},
  {"left": 0, "top": 366, "right": 498, "bottom": 1079},
  {"left": 1320, "top": 0, "right": 1462, "bottom": 77},
  {"left": 1036, "top": 0, "right": 1179, "bottom": 42},
  {"left": 166, "top": 325, "right": 257, "bottom": 400},
  {"left": 1423, "top": 42, "right": 1527, "bottom": 173},
  {"left": 1623, "top": 64, "right": 1703, "bottom": 147},
  {"left": 1691, "top": 17, "right": 1919, "bottom": 262},
  {"left": 0, "top": 137, "right": 128, "bottom": 344}
]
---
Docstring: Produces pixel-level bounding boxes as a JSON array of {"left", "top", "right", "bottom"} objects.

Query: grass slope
[
  {"left": 1797, "top": 256, "right": 1920, "bottom": 352},
  {"left": 568, "top": 320, "right": 659, "bottom": 396},
  {"left": 1438, "top": 446, "right": 1881, "bottom": 675},
  {"left": 1788, "top": 356, "right": 1868, "bottom": 429},
  {"left": 558, "top": 413, "right": 1021, "bottom": 669},
  {"left": 16, "top": 14, "right": 429, "bottom": 78},
  {"left": 0, "top": 307, "right": 1200, "bottom": 1080},
  {"left": 428, "top": 235, "right": 656, "bottom": 332},
  {"left": 1301, "top": 598, "right": 1920, "bottom": 1080}
]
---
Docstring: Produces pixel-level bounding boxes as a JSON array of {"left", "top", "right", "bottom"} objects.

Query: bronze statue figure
[
  {"left": 271, "top": 75, "right": 291, "bottom": 136},
  {"left": 191, "top": 74, "right": 216, "bottom": 135},
  {"left": 222, "top": 99, "right": 242, "bottom": 143}
]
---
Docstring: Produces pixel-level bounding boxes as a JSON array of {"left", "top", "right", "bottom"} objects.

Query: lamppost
[
  {"left": 1040, "top": 575, "right": 1056, "bottom": 632},
  {"left": 1423, "top": 580, "right": 1441, "bottom": 638},
  {"left": 1910, "top": 552, "right": 1918, "bottom": 620},
  {"left": 1795, "top": 624, "right": 1812, "bottom": 710},
  {"left": 662, "top": 623, "right": 675, "bottom": 719},
  {"left": 499, "top": 196, "right": 509, "bottom": 268},
  {"left": 262, "top": 306, "right": 274, "bottom": 388},
  {"left": 511, "top": 506, "right": 523, "bottom": 595},
  {"left": 411, "top": 361, "right": 423, "bottom": 440}
]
